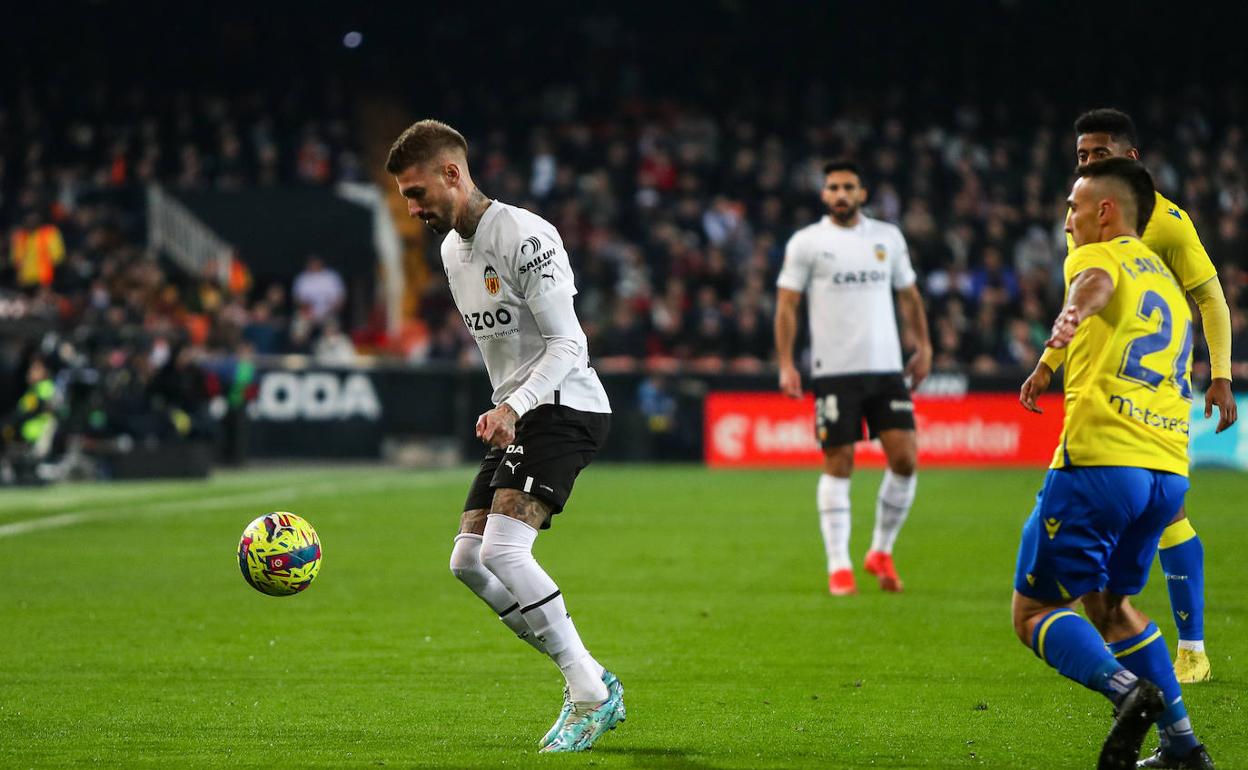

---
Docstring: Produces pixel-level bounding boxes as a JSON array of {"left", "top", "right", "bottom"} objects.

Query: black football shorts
[
  {"left": 463, "top": 404, "right": 610, "bottom": 528},
  {"left": 813, "top": 372, "right": 915, "bottom": 448}
]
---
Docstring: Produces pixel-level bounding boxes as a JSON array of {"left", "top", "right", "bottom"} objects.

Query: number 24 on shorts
[{"left": 817, "top": 394, "right": 839, "bottom": 424}]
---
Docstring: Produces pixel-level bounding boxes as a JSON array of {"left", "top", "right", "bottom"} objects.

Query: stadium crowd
[
  {"left": 0, "top": 80, "right": 363, "bottom": 471},
  {"left": 5, "top": 76, "right": 1248, "bottom": 470},
  {"left": 416, "top": 85, "right": 1248, "bottom": 384}
]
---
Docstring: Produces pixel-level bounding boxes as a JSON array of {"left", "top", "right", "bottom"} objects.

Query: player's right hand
[
  {"left": 779, "top": 364, "right": 803, "bottom": 398},
  {"left": 1045, "top": 305, "right": 1081, "bottom": 349},
  {"left": 1019, "top": 363, "right": 1052, "bottom": 414}
]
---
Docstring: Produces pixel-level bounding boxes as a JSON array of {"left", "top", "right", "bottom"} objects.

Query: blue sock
[
  {"left": 1109, "top": 622, "right": 1198, "bottom": 755},
  {"left": 1158, "top": 521, "right": 1205, "bottom": 642},
  {"left": 1032, "top": 609, "right": 1137, "bottom": 704}
]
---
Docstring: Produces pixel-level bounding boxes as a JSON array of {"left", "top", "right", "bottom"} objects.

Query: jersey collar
[{"left": 823, "top": 214, "right": 868, "bottom": 232}]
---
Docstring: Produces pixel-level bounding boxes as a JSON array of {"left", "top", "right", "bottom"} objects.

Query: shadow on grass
[{"left": 588, "top": 745, "right": 726, "bottom": 770}]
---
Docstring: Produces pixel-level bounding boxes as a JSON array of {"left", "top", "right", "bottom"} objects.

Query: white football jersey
[
  {"left": 441, "top": 201, "right": 611, "bottom": 414},
  {"left": 777, "top": 214, "right": 916, "bottom": 377}
]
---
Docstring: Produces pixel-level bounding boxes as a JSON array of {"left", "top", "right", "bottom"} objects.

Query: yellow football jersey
[
  {"left": 1065, "top": 191, "right": 1216, "bottom": 291},
  {"left": 1051, "top": 236, "right": 1193, "bottom": 476}
]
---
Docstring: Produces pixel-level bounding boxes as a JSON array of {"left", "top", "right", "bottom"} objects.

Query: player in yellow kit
[
  {"left": 1020, "top": 109, "right": 1235, "bottom": 684},
  {"left": 1013, "top": 159, "right": 1212, "bottom": 770}
]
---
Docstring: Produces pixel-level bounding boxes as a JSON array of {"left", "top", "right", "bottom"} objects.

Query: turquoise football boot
[
  {"left": 538, "top": 670, "right": 621, "bottom": 749},
  {"left": 538, "top": 686, "right": 572, "bottom": 749},
  {"left": 538, "top": 673, "right": 625, "bottom": 753}
]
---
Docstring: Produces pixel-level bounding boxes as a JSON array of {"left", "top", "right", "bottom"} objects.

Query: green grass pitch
[{"left": 0, "top": 465, "right": 1244, "bottom": 768}]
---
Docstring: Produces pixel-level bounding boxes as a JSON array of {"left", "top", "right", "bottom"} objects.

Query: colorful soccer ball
[{"left": 237, "top": 512, "right": 322, "bottom": 596}]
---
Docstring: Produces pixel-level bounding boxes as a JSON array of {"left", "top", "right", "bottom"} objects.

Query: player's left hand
[
  {"left": 1019, "top": 363, "right": 1052, "bottom": 414},
  {"left": 904, "top": 346, "right": 932, "bottom": 390},
  {"left": 1205, "top": 377, "right": 1238, "bottom": 433},
  {"left": 1045, "top": 305, "right": 1081, "bottom": 349},
  {"left": 476, "top": 404, "right": 519, "bottom": 448}
]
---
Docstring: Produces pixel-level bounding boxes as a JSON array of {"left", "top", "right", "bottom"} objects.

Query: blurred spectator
[
  {"left": 292, "top": 256, "right": 345, "bottom": 324},
  {"left": 313, "top": 318, "right": 358, "bottom": 364},
  {"left": 10, "top": 212, "right": 65, "bottom": 289},
  {"left": 242, "top": 301, "right": 284, "bottom": 354}
]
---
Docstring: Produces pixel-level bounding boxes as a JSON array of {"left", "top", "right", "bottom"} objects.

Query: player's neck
[
  {"left": 455, "top": 187, "right": 493, "bottom": 239},
  {"left": 1099, "top": 225, "right": 1138, "bottom": 242}
]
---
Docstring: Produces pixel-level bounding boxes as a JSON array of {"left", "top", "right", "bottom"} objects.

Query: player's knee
[
  {"left": 1081, "top": 593, "right": 1126, "bottom": 635},
  {"left": 449, "top": 535, "right": 490, "bottom": 589},
  {"left": 888, "top": 454, "right": 916, "bottom": 477},
  {"left": 823, "top": 448, "right": 854, "bottom": 476},
  {"left": 478, "top": 534, "right": 521, "bottom": 577},
  {"left": 1011, "top": 611, "right": 1036, "bottom": 648}
]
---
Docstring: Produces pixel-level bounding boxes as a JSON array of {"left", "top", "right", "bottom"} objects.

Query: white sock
[
  {"left": 480, "top": 514, "right": 608, "bottom": 704},
  {"left": 817, "top": 474, "right": 852, "bottom": 573},
  {"left": 870, "top": 470, "right": 916, "bottom": 554},
  {"left": 1178, "top": 639, "right": 1205, "bottom": 653},
  {"left": 449, "top": 534, "right": 546, "bottom": 653}
]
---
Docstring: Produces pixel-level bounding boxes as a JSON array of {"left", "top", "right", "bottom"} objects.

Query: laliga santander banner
[{"left": 705, "top": 392, "right": 1065, "bottom": 467}]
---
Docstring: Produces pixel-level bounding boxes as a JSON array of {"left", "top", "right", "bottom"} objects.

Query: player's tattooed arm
[
  {"left": 491, "top": 488, "right": 553, "bottom": 530},
  {"left": 476, "top": 403, "right": 519, "bottom": 448}
]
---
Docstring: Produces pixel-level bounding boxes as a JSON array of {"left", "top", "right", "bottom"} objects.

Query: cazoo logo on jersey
[{"left": 251, "top": 371, "right": 382, "bottom": 421}]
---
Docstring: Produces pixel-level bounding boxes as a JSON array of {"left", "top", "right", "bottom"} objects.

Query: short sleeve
[
  {"left": 508, "top": 227, "right": 577, "bottom": 314},
  {"left": 1064, "top": 243, "right": 1119, "bottom": 288},
  {"left": 776, "top": 232, "right": 813, "bottom": 292},
  {"left": 1148, "top": 201, "right": 1217, "bottom": 291},
  {"left": 890, "top": 228, "right": 917, "bottom": 289}
]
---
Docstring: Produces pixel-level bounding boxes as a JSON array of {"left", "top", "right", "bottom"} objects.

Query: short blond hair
[{"left": 385, "top": 119, "right": 468, "bottom": 174}]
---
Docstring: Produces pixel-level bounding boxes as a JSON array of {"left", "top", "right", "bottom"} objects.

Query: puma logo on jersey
[
  {"left": 1167, "top": 207, "right": 1181, "bottom": 220},
  {"left": 541, "top": 272, "right": 554, "bottom": 281},
  {"left": 1044, "top": 518, "right": 1061, "bottom": 540},
  {"left": 504, "top": 460, "right": 520, "bottom": 473}
]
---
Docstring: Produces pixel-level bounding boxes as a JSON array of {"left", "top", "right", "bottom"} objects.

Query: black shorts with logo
[
  {"left": 463, "top": 404, "right": 610, "bottom": 528},
  {"left": 813, "top": 373, "right": 915, "bottom": 448}
]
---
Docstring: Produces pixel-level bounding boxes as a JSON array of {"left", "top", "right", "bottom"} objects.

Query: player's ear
[
  {"left": 1126, "top": 148, "right": 1140, "bottom": 161},
  {"left": 1098, "top": 198, "right": 1113, "bottom": 225},
  {"left": 442, "top": 161, "right": 461, "bottom": 186}
]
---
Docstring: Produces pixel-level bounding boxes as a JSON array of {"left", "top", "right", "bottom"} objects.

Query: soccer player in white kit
[
  {"left": 386, "top": 120, "right": 624, "bottom": 753},
  {"left": 774, "top": 160, "right": 932, "bottom": 596}
]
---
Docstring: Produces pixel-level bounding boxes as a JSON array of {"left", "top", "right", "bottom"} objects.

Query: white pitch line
[
  {"left": 0, "top": 471, "right": 460, "bottom": 540},
  {"left": 0, "top": 512, "right": 89, "bottom": 538}
]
